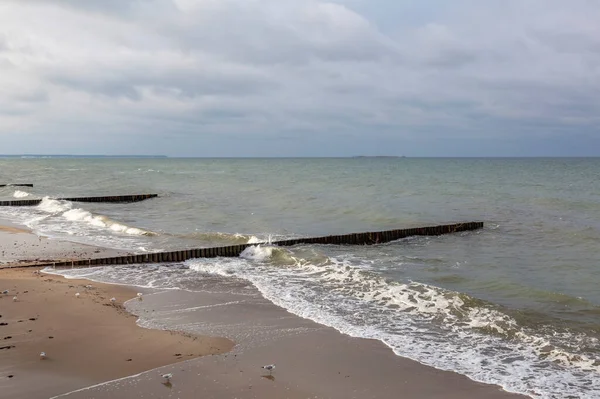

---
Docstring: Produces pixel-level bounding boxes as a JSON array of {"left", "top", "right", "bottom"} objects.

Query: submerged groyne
[
  {"left": 0, "top": 194, "right": 158, "bottom": 206},
  {"left": 3, "top": 222, "right": 483, "bottom": 269}
]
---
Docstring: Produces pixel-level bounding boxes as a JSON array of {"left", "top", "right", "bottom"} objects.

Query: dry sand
[{"left": 0, "top": 222, "right": 530, "bottom": 399}]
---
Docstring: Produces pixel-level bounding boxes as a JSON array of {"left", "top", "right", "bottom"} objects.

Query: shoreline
[
  {"left": 0, "top": 219, "right": 131, "bottom": 268},
  {"left": 0, "top": 220, "right": 530, "bottom": 399},
  {"left": 0, "top": 268, "right": 233, "bottom": 399}
]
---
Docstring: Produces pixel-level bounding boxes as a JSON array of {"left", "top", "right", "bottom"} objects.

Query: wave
[
  {"left": 239, "top": 244, "right": 297, "bottom": 265},
  {"left": 174, "top": 231, "right": 292, "bottom": 245},
  {"left": 36, "top": 197, "right": 154, "bottom": 236},
  {"left": 187, "top": 250, "right": 600, "bottom": 399},
  {"left": 176, "top": 231, "right": 257, "bottom": 245},
  {"left": 13, "top": 190, "right": 30, "bottom": 198}
]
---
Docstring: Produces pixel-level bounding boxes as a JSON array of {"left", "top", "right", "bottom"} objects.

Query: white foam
[
  {"left": 13, "top": 190, "right": 30, "bottom": 198},
  {"left": 246, "top": 236, "right": 263, "bottom": 244},
  {"left": 246, "top": 234, "right": 277, "bottom": 244},
  {"left": 59, "top": 207, "right": 150, "bottom": 236},
  {"left": 186, "top": 256, "right": 600, "bottom": 399},
  {"left": 63, "top": 208, "right": 107, "bottom": 227},
  {"left": 33, "top": 241, "right": 600, "bottom": 399},
  {"left": 37, "top": 197, "right": 72, "bottom": 214},
  {"left": 0, "top": 196, "right": 157, "bottom": 252},
  {"left": 240, "top": 245, "right": 275, "bottom": 261}
]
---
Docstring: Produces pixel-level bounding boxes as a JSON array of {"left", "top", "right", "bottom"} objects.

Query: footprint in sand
[
  {"left": 4, "top": 336, "right": 12, "bottom": 340},
  {"left": 0, "top": 345, "right": 15, "bottom": 350},
  {"left": 0, "top": 323, "right": 8, "bottom": 326}
]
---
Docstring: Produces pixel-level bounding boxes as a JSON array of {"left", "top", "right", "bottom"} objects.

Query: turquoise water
[{"left": 1, "top": 157, "right": 599, "bottom": 398}]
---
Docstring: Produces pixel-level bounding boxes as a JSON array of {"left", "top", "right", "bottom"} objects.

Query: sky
[{"left": 1, "top": 0, "right": 599, "bottom": 157}]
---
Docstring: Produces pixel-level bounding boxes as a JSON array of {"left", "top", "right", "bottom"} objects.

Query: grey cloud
[
  {"left": 159, "top": 2, "right": 400, "bottom": 65},
  {"left": 47, "top": 65, "right": 278, "bottom": 100},
  {"left": 422, "top": 47, "right": 477, "bottom": 68},
  {"left": 12, "top": 90, "right": 49, "bottom": 104},
  {"left": 13, "top": 0, "right": 157, "bottom": 16},
  {"left": 531, "top": 30, "right": 600, "bottom": 55},
  {"left": 0, "top": 108, "right": 31, "bottom": 116},
  {"left": 1, "top": 0, "right": 600, "bottom": 156},
  {"left": 50, "top": 74, "right": 142, "bottom": 101}
]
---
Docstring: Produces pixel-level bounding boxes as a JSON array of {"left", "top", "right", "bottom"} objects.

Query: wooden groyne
[
  {"left": 59, "top": 194, "right": 158, "bottom": 203},
  {"left": 273, "top": 222, "right": 482, "bottom": 246},
  {"left": 0, "top": 194, "right": 158, "bottom": 206},
  {"left": 0, "top": 184, "right": 34, "bottom": 187},
  {"left": 7, "top": 222, "right": 483, "bottom": 269}
]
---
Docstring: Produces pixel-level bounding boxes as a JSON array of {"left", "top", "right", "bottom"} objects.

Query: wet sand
[
  {"left": 0, "top": 220, "right": 128, "bottom": 267},
  {"left": 0, "top": 222, "right": 529, "bottom": 399},
  {"left": 0, "top": 268, "right": 233, "bottom": 399}
]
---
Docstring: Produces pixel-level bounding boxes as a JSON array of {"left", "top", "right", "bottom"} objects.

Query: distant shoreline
[
  {"left": 351, "top": 155, "right": 405, "bottom": 158},
  {"left": 0, "top": 155, "right": 168, "bottom": 159},
  {"left": 1, "top": 155, "right": 598, "bottom": 159}
]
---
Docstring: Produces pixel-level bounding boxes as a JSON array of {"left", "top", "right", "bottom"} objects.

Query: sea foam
[
  {"left": 36, "top": 197, "right": 151, "bottom": 236},
  {"left": 186, "top": 254, "right": 600, "bottom": 399},
  {"left": 13, "top": 190, "right": 30, "bottom": 198}
]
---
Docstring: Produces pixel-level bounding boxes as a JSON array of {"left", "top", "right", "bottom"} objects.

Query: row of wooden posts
[
  {"left": 0, "top": 194, "right": 158, "bottom": 206},
  {"left": 0, "top": 183, "right": 484, "bottom": 270},
  {"left": 14, "top": 222, "right": 484, "bottom": 269}
]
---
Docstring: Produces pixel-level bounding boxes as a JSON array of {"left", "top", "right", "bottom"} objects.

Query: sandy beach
[
  {"left": 0, "top": 222, "right": 530, "bottom": 399},
  {"left": 0, "top": 221, "right": 128, "bottom": 267}
]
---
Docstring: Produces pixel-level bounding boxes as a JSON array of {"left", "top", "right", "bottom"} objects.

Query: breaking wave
[
  {"left": 36, "top": 197, "right": 153, "bottom": 236},
  {"left": 187, "top": 249, "right": 600, "bottom": 399},
  {"left": 13, "top": 190, "right": 30, "bottom": 198}
]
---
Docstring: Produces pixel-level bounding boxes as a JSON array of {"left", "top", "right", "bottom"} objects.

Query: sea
[{"left": 0, "top": 157, "right": 598, "bottom": 399}]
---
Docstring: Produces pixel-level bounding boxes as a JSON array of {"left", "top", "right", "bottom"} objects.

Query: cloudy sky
[{"left": 1, "top": 0, "right": 599, "bottom": 157}]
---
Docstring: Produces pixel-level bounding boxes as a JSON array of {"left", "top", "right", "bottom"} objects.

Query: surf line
[{"left": 2, "top": 222, "right": 484, "bottom": 269}]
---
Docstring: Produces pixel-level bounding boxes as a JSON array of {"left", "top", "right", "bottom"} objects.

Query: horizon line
[{"left": 1, "top": 154, "right": 600, "bottom": 159}]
